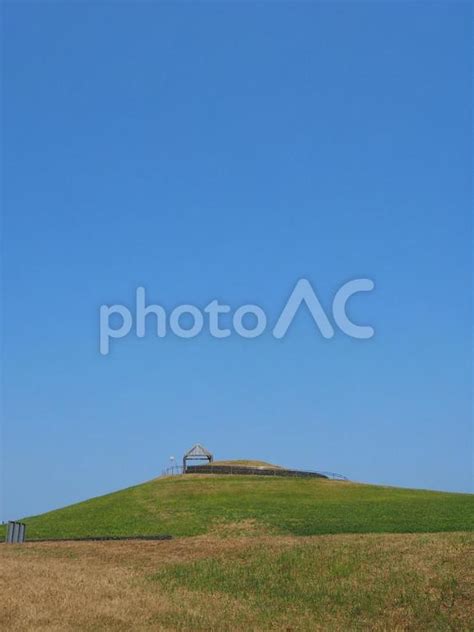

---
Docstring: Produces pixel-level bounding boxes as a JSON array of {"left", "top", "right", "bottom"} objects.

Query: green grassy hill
[{"left": 8, "top": 473, "right": 474, "bottom": 540}]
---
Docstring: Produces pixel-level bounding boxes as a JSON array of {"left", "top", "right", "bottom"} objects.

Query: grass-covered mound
[{"left": 8, "top": 474, "right": 474, "bottom": 540}]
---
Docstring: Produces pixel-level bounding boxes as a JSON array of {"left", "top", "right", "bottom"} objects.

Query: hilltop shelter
[{"left": 183, "top": 444, "right": 213, "bottom": 472}]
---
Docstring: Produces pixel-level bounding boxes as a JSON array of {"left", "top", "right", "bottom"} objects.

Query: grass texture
[
  {"left": 1, "top": 532, "right": 472, "bottom": 630},
  {"left": 7, "top": 474, "right": 474, "bottom": 540}
]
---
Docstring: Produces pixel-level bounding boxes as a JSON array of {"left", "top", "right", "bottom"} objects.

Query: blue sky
[{"left": 2, "top": 2, "right": 472, "bottom": 521}]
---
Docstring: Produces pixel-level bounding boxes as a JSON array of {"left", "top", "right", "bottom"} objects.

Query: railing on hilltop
[
  {"left": 307, "top": 470, "right": 348, "bottom": 481},
  {"left": 162, "top": 465, "right": 184, "bottom": 476},
  {"left": 162, "top": 463, "right": 348, "bottom": 481},
  {"left": 161, "top": 464, "right": 348, "bottom": 480}
]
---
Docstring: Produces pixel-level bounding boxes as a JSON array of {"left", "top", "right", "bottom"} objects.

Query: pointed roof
[{"left": 184, "top": 443, "right": 212, "bottom": 459}]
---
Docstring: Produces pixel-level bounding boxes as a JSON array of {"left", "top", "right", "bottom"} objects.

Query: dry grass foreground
[{"left": 1, "top": 532, "right": 473, "bottom": 631}]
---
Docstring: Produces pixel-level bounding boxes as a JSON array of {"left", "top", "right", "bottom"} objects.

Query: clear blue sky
[{"left": 2, "top": 2, "right": 472, "bottom": 521}]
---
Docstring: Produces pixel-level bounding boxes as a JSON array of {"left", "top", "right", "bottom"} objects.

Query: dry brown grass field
[{"left": 1, "top": 531, "right": 473, "bottom": 631}]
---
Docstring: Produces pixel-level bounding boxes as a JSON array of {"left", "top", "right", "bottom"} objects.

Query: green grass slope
[{"left": 7, "top": 474, "right": 474, "bottom": 540}]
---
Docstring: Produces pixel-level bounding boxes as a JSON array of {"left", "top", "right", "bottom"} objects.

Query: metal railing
[
  {"left": 162, "top": 464, "right": 348, "bottom": 480},
  {"left": 162, "top": 465, "right": 184, "bottom": 476},
  {"left": 309, "top": 471, "right": 348, "bottom": 481}
]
